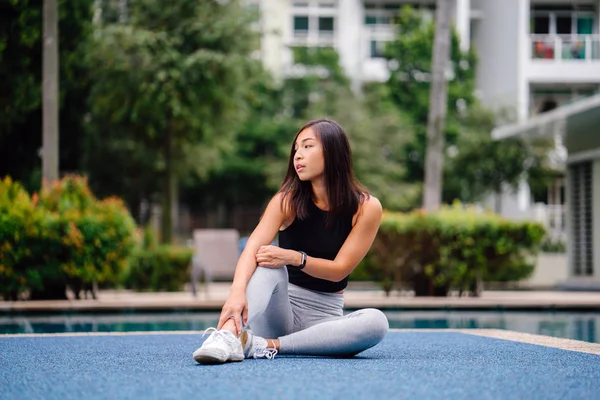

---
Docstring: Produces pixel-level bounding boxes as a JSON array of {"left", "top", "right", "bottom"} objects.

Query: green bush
[
  {"left": 367, "top": 204, "right": 546, "bottom": 296},
  {"left": 0, "top": 178, "right": 44, "bottom": 299},
  {"left": 0, "top": 175, "right": 137, "bottom": 300},
  {"left": 539, "top": 236, "right": 566, "bottom": 253},
  {"left": 122, "top": 226, "right": 193, "bottom": 292}
]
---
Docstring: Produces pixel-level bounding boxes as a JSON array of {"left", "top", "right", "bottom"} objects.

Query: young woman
[{"left": 193, "top": 118, "right": 388, "bottom": 364}]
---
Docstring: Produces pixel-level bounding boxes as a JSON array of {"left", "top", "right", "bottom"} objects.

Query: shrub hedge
[
  {"left": 0, "top": 176, "right": 137, "bottom": 300},
  {"left": 122, "top": 226, "right": 194, "bottom": 292},
  {"left": 2, "top": 176, "right": 547, "bottom": 299},
  {"left": 356, "top": 204, "right": 546, "bottom": 296}
]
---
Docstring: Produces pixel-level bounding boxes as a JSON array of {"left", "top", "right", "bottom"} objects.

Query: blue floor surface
[{"left": 1, "top": 332, "right": 599, "bottom": 400}]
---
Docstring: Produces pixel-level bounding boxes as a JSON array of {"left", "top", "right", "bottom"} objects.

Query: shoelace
[
  {"left": 202, "top": 327, "right": 235, "bottom": 344},
  {"left": 252, "top": 341, "right": 278, "bottom": 360}
]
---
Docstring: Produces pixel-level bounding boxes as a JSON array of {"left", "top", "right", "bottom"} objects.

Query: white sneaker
[
  {"left": 193, "top": 327, "right": 244, "bottom": 364},
  {"left": 240, "top": 330, "right": 278, "bottom": 359}
]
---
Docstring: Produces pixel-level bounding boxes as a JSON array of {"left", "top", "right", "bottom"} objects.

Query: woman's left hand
[{"left": 256, "top": 245, "right": 298, "bottom": 268}]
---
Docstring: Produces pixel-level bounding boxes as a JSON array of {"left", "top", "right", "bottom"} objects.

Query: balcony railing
[
  {"left": 531, "top": 34, "right": 600, "bottom": 61},
  {"left": 290, "top": 30, "right": 335, "bottom": 47},
  {"left": 532, "top": 203, "right": 567, "bottom": 239}
]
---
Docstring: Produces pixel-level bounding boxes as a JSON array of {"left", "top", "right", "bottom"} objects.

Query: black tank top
[{"left": 278, "top": 201, "right": 354, "bottom": 293}]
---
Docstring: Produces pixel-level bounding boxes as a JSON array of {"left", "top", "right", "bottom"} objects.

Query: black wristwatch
[{"left": 297, "top": 251, "right": 307, "bottom": 270}]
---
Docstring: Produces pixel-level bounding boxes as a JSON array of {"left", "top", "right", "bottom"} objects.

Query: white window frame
[
  {"left": 291, "top": 0, "right": 337, "bottom": 47},
  {"left": 363, "top": 2, "right": 434, "bottom": 59},
  {"left": 531, "top": 10, "right": 597, "bottom": 35}
]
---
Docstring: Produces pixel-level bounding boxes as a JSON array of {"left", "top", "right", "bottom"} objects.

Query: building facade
[
  {"left": 249, "top": 0, "right": 600, "bottom": 226},
  {"left": 493, "top": 94, "right": 600, "bottom": 289},
  {"left": 250, "top": 0, "right": 600, "bottom": 287},
  {"left": 253, "top": 0, "right": 600, "bottom": 121}
]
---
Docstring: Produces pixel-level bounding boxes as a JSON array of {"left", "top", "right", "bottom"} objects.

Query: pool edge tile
[{"left": 455, "top": 328, "right": 600, "bottom": 355}]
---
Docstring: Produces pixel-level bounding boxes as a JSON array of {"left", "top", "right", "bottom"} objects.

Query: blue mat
[{"left": 1, "top": 332, "right": 599, "bottom": 400}]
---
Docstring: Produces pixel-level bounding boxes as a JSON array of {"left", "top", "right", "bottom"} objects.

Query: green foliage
[
  {"left": 445, "top": 105, "right": 558, "bottom": 205},
  {"left": 350, "top": 84, "right": 421, "bottom": 210},
  {"left": 539, "top": 236, "right": 566, "bottom": 253},
  {"left": 189, "top": 44, "right": 421, "bottom": 215},
  {"left": 284, "top": 46, "right": 351, "bottom": 119},
  {"left": 84, "top": 0, "right": 261, "bottom": 240},
  {"left": 304, "top": 80, "right": 420, "bottom": 210},
  {"left": 181, "top": 63, "right": 298, "bottom": 214},
  {"left": 366, "top": 204, "right": 546, "bottom": 296},
  {"left": 87, "top": 1, "right": 256, "bottom": 137},
  {"left": 0, "top": 175, "right": 137, "bottom": 300},
  {"left": 123, "top": 227, "right": 193, "bottom": 292},
  {"left": 291, "top": 46, "right": 351, "bottom": 87},
  {"left": 0, "top": 0, "right": 94, "bottom": 191},
  {"left": 385, "top": 6, "right": 479, "bottom": 189},
  {"left": 280, "top": 46, "right": 420, "bottom": 210},
  {"left": 0, "top": 177, "right": 43, "bottom": 299},
  {"left": 382, "top": 6, "right": 557, "bottom": 206}
]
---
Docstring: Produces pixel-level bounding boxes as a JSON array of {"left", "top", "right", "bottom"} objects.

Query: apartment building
[
  {"left": 255, "top": 0, "right": 600, "bottom": 122},
  {"left": 251, "top": 0, "right": 600, "bottom": 286},
  {"left": 253, "top": 0, "right": 599, "bottom": 218}
]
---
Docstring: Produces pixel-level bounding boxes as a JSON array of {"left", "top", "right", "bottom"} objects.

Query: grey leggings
[{"left": 246, "top": 266, "right": 389, "bottom": 357}]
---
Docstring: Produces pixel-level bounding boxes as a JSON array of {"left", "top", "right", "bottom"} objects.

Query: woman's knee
[
  {"left": 247, "top": 266, "right": 288, "bottom": 291},
  {"left": 367, "top": 308, "right": 389, "bottom": 340},
  {"left": 254, "top": 266, "right": 288, "bottom": 281},
  {"left": 353, "top": 308, "right": 389, "bottom": 343}
]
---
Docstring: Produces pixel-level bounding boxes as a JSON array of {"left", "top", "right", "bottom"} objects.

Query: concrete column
[
  {"left": 455, "top": 0, "right": 470, "bottom": 51},
  {"left": 593, "top": 159, "right": 600, "bottom": 280},
  {"left": 597, "top": 0, "right": 600, "bottom": 34},
  {"left": 471, "top": 0, "right": 526, "bottom": 119},
  {"left": 260, "top": 0, "right": 290, "bottom": 82},
  {"left": 565, "top": 164, "right": 574, "bottom": 278},
  {"left": 517, "top": 0, "right": 530, "bottom": 121},
  {"left": 337, "top": 0, "right": 363, "bottom": 92}
]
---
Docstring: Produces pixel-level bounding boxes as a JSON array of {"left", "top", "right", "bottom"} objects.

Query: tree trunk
[
  {"left": 42, "top": 0, "right": 59, "bottom": 187},
  {"left": 422, "top": 0, "right": 453, "bottom": 212},
  {"left": 92, "top": 0, "right": 103, "bottom": 25},
  {"left": 494, "top": 187, "right": 502, "bottom": 214},
  {"left": 161, "top": 129, "right": 174, "bottom": 244},
  {"left": 118, "top": 0, "right": 128, "bottom": 23},
  {"left": 216, "top": 202, "right": 228, "bottom": 228}
]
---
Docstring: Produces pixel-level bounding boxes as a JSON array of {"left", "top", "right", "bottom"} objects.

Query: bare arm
[
  {"left": 217, "top": 193, "right": 288, "bottom": 334},
  {"left": 298, "top": 196, "right": 383, "bottom": 282},
  {"left": 229, "top": 192, "right": 287, "bottom": 294}
]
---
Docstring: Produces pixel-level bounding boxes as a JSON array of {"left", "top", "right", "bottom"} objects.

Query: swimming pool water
[{"left": 2, "top": 311, "right": 599, "bottom": 343}]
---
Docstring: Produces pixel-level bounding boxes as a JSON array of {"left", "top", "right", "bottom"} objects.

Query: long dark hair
[{"left": 278, "top": 118, "right": 368, "bottom": 221}]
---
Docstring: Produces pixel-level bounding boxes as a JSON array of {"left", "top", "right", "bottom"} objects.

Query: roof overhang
[{"left": 491, "top": 93, "right": 600, "bottom": 141}]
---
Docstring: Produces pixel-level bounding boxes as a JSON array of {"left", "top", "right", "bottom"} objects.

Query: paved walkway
[
  {"left": 2, "top": 283, "right": 600, "bottom": 313},
  {"left": 1, "top": 329, "right": 599, "bottom": 400},
  {"left": 3, "top": 284, "right": 600, "bottom": 399}
]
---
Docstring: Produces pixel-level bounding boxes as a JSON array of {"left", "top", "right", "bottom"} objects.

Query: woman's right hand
[{"left": 216, "top": 287, "right": 248, "bottom": 336}]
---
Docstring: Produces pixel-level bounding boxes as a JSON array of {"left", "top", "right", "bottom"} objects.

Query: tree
[
  {"left": 385, "top": 5, "right": 478, "bottom": 204},
  {"left": 85, "top": 0, "right": 259, "bottom": 243},
  {"left": 283, "top": 47, "right": 419, "bottom": 210},
  {"left": 445, "top": 105, "right": 557, "bottom": 211},
  {"left": 0, "top": 0, "right": 93, "bottom": 192},
  {"left": 423, "top": 0, "right": 452, "bottom": 211},
  {"left": 179, "top": 66, "right": 298, "bottom": 230},
  {"left": 383, "top": 5, "right": 556, "bottom": 210},
  {"left": 196, "top": 45, "right": 418, "bottom": 217},
  {"left": 325, "top": 83, "right": 420, "bottom": 211}
]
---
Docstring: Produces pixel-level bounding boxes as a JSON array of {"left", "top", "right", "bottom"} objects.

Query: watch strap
[{"left": 298, "top": 251, "right": 307, "bottom": 270}]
